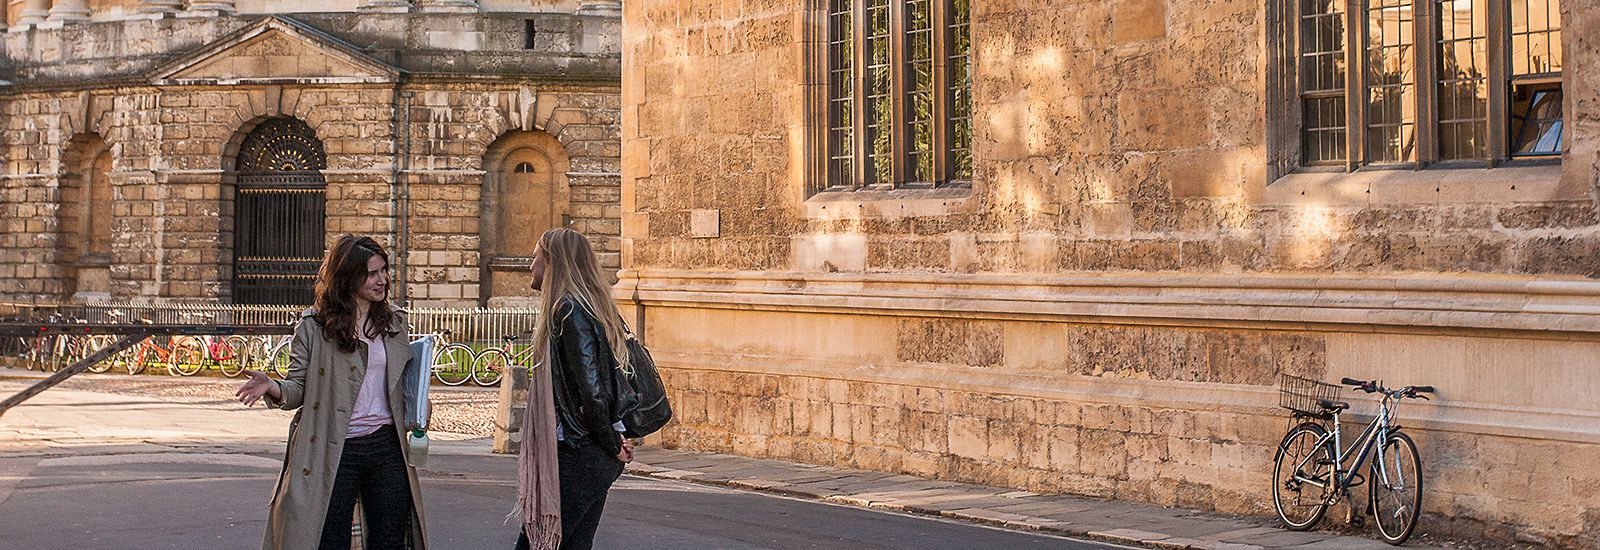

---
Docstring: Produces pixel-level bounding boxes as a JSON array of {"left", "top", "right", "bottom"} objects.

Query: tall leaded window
[
  {"left": 815, "top": 0, "right": 972, "bottom": 193},
  {"left": 1293, "top": 0, "right": 1563, "bottom": 168},
  {"left": 1301, "top": 0, "right": 1349, "bottom": 165},
  {"left": 1508, "top": 0, "right": 1562, "bottom": 156}
]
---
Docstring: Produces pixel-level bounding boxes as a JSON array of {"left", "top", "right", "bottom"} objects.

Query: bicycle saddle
[{"left": 1318, "top": 399, "right": 1349, "bottom": 412}]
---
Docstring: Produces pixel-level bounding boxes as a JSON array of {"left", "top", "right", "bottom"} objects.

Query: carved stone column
[
  {"left": 357, "top": 0, "right": 413, "bottom": 13},
  {"left": 415, "top": 0, "right": 478, "bottom": 13},
  {"left": 14, "top": 0, "right": 52, "bottom": 29},
  {"left": 576, "top": 0, "right": 622, "bottom": 16},
  {"left": 138, "top": 0, "right": 183, "bottom": 16},
  {"left": 182, "top": 0, "right": 235, "bottom": 17},
  {"left": 47, "top": 0, "right": 92, "bottom": 22}
]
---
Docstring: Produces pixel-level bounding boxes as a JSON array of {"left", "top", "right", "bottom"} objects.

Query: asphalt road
[{"left": 0, "top": 450, "right": 1124, "bottom": 550}]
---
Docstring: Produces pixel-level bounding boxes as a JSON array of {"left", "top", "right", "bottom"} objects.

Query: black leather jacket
[{"left": 549, "top": 298, "right": 634, "bottom": 457}]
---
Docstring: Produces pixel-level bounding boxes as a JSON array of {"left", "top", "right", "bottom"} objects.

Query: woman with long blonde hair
[{"left": 516, "top": 228, "right": 637, "bottom": 550}]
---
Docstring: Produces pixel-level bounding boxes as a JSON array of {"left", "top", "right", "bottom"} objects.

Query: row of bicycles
[{"left": 3, "top": 329, "right": 537, "bottom": 388}]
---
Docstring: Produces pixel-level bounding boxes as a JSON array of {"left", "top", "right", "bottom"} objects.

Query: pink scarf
[{"left": 516, "top": 351, "right": 561, "bottom": 549}]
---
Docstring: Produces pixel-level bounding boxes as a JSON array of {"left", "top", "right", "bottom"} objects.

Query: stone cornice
[{"left": 617, "top": 269, "right": 1600, "bottom": 337}]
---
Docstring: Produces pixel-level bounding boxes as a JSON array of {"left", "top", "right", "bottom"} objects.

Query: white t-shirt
[{"left": 346, "top": 333, "right": 393, "bottom": 438}]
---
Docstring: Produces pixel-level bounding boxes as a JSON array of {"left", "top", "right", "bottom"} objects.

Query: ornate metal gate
[{"left": 232, "top": 119, "right": 327, "bottom": 305}]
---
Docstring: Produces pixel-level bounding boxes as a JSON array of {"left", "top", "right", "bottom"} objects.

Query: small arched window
[{"left": 514, "top": 162, "right": 536, "bottom": 173}]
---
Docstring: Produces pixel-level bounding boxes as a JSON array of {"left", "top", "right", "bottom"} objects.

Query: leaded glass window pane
[
  {"left": 1300, "top": 0, "right": 1347, "bottom": 164},
  {"left": 947, "top": 0, "right": 972, "bottom": 181},
  {"left": 1511, "top": 86, "right": 1562, "bottom": 155},
  {"left": 1436, "top": 0, "right": 1489, "bottom": 160},
  {"left": 1365, "top": 0, "right": 1416, "bottom": 164},
  {"left": 903, "top": 0, "right": 936, "bottom": 184},
  {"left": 864, "top": 0, "right": 894, "bottom": 186},
  {"left": 1511, "top": 0, "right": 1561, "bottom": 75},
  {"left": 827, "top": 0, "right": 855, "bottom": 187}
]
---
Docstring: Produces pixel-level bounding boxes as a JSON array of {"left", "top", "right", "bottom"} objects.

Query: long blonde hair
[{"left": 531, "top": 228, "right": 631, "bottom": 375}]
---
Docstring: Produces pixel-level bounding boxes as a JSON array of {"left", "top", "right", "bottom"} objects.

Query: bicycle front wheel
[
  {"left": 126, "top": 345, "right": 150, "bottom": 375},
  {"left": 433, "top": 344, "right": 476, "bottom": 386},
  {"left": 472, "top": 349, "right": 508, "bottom": 387},
  {"left": 168, "top": 337, "right": 206, "bottom": 377},
  {"left": 1273, "top": 422, "right": 1335, "bottom": 531},
  {"left": 1370, "top": 431, "right": 1423, "bottom": 545},
  {"left": 267, "top": 340, "right": 294, "bottom": 379}
]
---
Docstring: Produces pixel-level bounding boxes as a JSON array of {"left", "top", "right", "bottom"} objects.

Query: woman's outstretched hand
[{"left": 235, "top": 370, "right": 281, "bottom": 407}]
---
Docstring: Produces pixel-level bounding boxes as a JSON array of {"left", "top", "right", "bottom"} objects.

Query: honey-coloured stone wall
[{"left": 622, "top": 0, "right": 1600, "bottom": 546}]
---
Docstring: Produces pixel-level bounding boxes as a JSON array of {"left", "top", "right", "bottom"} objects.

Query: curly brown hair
[{"left": 314, "top": 235, "right": 394, "bottom": 353}]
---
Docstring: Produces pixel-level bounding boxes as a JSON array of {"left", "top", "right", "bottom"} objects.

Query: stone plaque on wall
[{"left": 690, "top": 209, "right": 720, "bottom": 239}]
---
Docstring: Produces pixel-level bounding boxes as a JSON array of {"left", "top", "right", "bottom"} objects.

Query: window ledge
[
  {"left": 1264, "top": 163, "right": 1581, "bottom": 206},
  {"left": 803, "top": 187, "right": 975, "bottom": 220}
]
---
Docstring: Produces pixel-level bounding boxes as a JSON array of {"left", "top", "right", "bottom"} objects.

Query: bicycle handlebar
[{"left": 1339, "top": 377, "right": 1435, "bottom": 398}]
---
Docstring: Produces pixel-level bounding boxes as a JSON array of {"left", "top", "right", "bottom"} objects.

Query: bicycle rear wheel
[
  {"left": 86, "top": 335, "right": 118, "bottom": 373},
  {"left": 472, "top": 349, "right": 508, "bottom": 387},
  {"left": 1273, "top": 422, "right": 1335, "bottom": 531},
  {"left": 218, "top": 335, "right": 249, "bottom": 378},
  {"left": 1370, "top": 431, "right": 1423, "bottom": 545},
  {"left": 432, "top": 343, "right": 476, "bottom": 386},
  {"left": 168, "top": 337, "right": 206, "bottom": 376}
]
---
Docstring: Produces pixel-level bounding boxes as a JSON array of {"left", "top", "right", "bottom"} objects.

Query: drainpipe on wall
[
  {"left": 388, "top": 86, "right": 403, "bottom": 305},
  {"left": 398, "top": 90, "right": 415, "bottom": 305}
]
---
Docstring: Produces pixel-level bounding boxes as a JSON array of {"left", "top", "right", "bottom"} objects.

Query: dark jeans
[
  {"left": 516, "top": 437, "right": 625, "bottom": 550},
  {"left": 320, "top": 425, "right": 414, "bottom": 550}
]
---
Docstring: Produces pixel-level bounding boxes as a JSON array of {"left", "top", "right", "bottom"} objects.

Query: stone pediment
[{"left": 152, "top": 17, "right": 399, "bottom": 85}]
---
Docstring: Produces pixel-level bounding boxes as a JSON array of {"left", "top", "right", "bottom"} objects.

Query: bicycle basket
[{"left": 1278, "top": 373, "right": 1342, "bottom": 416}]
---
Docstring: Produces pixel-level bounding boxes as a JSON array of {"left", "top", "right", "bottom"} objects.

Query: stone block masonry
[{"left": 0, "top": 12, "right": 622, "bottom": 307}]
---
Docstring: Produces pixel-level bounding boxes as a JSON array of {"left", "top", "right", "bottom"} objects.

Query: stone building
[
  {"left": 622, "top": 0, "right": 1599, "bottom": 546},
  {"left": 0, "top": 0, "right": 623, "bottom": 307}
]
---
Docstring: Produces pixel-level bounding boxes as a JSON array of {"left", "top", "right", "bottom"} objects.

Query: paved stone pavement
[
  {"left": 0, "top": 369, "right": 1442, "bottom": 550},
  {"left": 623, "top": 447, "right": 1441, "bottom": 550}
]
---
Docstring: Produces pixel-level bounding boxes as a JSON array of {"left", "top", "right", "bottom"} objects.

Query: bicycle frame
[{"left": 1290, "top": 392, "right": 1403, "bottom": 498}]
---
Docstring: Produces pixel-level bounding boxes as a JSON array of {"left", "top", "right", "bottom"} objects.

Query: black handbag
[{"left": 619, "top": 331, "right": 672, "bottom": 438}]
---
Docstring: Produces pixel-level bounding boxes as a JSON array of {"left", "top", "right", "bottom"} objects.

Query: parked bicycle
[
  {"left": 173, "top": 334, "right": 251, "bottom": 377},
  {"left": 248, "top": 334, "right": 295, "bottom": 379},
  {"left": 1272, "top": 374, "right": 1434, "bottom": 545},
  {"left": 123, "top": 335, "right": 202, "bottom": 376},
  {"left": 469, "top": 334, "right": 536, "bottom": 387},
  {"left": 429, "top": 329, "right": 480, "bottom": 386}
]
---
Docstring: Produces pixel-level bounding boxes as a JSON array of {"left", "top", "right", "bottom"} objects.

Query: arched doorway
[
  {"left": 231, "top": 118, "right": 326, "bottom": 305},
  {"left": 481, "top": 131, "right": 570, "bottom": 306}
]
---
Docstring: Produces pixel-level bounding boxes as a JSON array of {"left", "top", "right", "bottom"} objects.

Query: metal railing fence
[{"left": 0, "top": 301, "right": 538, "bottom": 341}]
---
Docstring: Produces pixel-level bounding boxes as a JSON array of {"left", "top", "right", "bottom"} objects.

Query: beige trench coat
[{"left": 261, "top": 310, "right": 427, "bottom": 550}]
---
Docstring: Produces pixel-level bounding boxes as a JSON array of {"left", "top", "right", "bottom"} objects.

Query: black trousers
[
  {"left": 321, "top": 425, "right": 414, "bottom": 550},
  {"left": 516, "top": 437, "right": 625, "bottom": 550}
]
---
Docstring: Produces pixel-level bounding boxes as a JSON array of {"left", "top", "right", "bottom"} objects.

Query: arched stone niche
[
  {"left": 480, "top": 129, "right": 570, "bottom": 306},
  {"left": 58, "top": 133, "right": 115, "bottom": 301}
]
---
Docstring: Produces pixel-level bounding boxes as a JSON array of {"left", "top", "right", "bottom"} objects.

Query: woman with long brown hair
[
  {"left": 236, "top": 235, "right": 429, "bottom": 550},
  {"left": 515, "top": 227, "right": 636, "bottom": 550}
]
